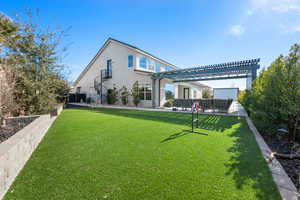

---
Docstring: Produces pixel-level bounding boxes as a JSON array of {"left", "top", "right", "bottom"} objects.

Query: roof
[
  {"left": 74, "top": 38, "right": 177, "bottom": 84},
  {"left": 109, "top": 38, "right": 177, "bottom": 68}
]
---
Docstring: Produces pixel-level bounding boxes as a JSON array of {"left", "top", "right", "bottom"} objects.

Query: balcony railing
[{"left": 101, "top": 69, "right": 112, "bottom": 79}]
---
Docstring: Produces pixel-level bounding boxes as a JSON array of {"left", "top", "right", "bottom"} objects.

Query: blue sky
[{"left": 2, "top": 0, "right": 300, "bottom": 89}]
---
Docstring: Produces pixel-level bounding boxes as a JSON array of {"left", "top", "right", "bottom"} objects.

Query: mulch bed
[
  {"left": 263, "top": 134, "right": 300, "bottom": 190},
  {"left": 0, "top": 116, "right": 38, "bottom": 143}
]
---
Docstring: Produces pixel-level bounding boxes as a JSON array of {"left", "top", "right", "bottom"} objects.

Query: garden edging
[
  {"left": 245, "top": 115, "right": 299, "bottom": 200},
  {"left": 0, "top": 104, "right": 63, "bottom": 200}
]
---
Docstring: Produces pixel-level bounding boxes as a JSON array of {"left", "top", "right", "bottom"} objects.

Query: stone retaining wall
[{"left": 0, "top": 104, "right": 63, "bottom": 200}]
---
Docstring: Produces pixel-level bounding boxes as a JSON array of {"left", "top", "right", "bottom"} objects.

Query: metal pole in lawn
[{"left": 197, "top": 104, "right": 199, "bottom": 128}]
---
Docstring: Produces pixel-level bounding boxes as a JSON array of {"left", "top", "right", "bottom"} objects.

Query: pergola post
[
  {"left": 152, "top": 78, "right": 160, "bottom": 108},
  {"left": 246, "top": 69, "right": 258, "bottom": 90},
  {"left": 246, "top": 75, "right": 252, "bottom": 90}
]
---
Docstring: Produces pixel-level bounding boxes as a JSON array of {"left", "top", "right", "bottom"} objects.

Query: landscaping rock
[{"left": 263, "top": 133, "right": 300, "bottom": 190}]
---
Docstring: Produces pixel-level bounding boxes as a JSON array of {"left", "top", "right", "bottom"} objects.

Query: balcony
[{"left": 101, "top": 69, "right": 112, "bottom": 79}]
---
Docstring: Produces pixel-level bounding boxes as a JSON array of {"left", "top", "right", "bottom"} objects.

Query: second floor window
[
  {"left": 139, "top": 56, "right": 147, "bottom": 69},
  {"left": 107, "top": 59, "right": 112, "bottom": 77},
  {"left": 165, "top": 66, "right": 172, "bottom": 71},
  {"left": 155, "top": 63, "right": 161, "bottom": 72},
  {"left": 128, "top": 55, "right": 133, "bottom": 68}
]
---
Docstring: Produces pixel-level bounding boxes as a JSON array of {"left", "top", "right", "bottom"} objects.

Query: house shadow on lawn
[{"left": 224, "top": 120, "right": 281, "bottom": 200}]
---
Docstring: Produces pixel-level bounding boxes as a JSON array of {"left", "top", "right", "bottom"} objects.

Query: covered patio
[{"left": 151, "top": 59, "right": 260, "bottom": 108}]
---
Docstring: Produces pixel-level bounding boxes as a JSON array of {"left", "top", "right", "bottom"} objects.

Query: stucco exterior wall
[
  {"left": 74, "top": 41, "right": 155, "bottom": 107},
  {"left": 74, "top": 40, "right": 206, "bottom": 107}
]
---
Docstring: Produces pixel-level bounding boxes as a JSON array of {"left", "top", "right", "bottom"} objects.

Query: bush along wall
[
  {"left": 107, "top": 86, "right": 118, "bottom": 104},
  {"left": 238, "top": 44, "right": 300, "bottom": 141}
]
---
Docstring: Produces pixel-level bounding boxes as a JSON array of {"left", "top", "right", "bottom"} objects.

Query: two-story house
[{"left": 72, "top": 38, "right": 209, "bottom": 107}]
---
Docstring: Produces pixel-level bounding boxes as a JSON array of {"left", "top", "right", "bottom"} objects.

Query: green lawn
[{"left": 4, "top": 108, "right": 280, "bottom": 200}]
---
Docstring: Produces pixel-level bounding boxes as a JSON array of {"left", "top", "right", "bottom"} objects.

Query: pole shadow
[{"left": 160, "top": 129, "right": 208, "bottom": 143}]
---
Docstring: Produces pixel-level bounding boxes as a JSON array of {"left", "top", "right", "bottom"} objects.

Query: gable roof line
[
  {"left": 109, "top": 38, "right": 177, "bottom": 68},
  {"left": 74, "top": 38, "right": 178, "bottom": 85}
]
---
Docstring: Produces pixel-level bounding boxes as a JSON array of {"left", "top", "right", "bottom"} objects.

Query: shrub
[
  {"left": 120, "top": 86, "right": 130, "bottom": 105},
  {"left": 86, "top": 97, "right": 92, "bottom": 104},
  {"left": 163, "top": 99, "right": 174, "bottom": 107},
  {"left": 131, "top": 81, "right": 140, "bottom": 106},
  {"left": 237, "top": 90, "right": 252, "bottom": 114},
  {"left": 107, "top": 86, "right": 118, "bottom": 104}
]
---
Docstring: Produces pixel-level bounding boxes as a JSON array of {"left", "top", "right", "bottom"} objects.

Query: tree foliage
[
  {"left": 240, "top": 44, "right": 300, "bottom": 140},
  {"left": 0, "top": 12, "right": 69, "bottom": 123},
  {"left": 0, "top": 65, "right": 16, "bottom": 126}
]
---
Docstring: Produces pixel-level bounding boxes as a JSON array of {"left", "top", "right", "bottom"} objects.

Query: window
[
  {"left": 106, "top": 59, "right": 112, "bottom": 77},
  {"left": 138, "top": 83, "right": 152, "bottom": 100},
  {"left": 193, "top": 90, "right": 197, "bottom": 98},
  {"left": 155, "top": 62, "right": 161, "bottom": 72},
  {"left": 165, "top": 84, "right": 174, "bottom": 100},
  {"left": 128, "top": 55, "right": 133, "bottom": 68},
  {"left": 139, "top": 56, "right": 147, "bottom": 69},
  {"left": 145, "top": 84, "right": 152, "bottom": 100},
  {"left": 165, "top": 66, "right": 172, "bottom": 71},
  {"left": 149, "top": 59, "right": 155, "bottom": 71},
  {"left": 139, "top": 87, "right": 145, "bottom": 100}
]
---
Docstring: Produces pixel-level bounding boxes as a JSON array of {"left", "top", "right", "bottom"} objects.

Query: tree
[
  {"left": 0, "top": 14, "right": 19, "bottom": 126},
  {"left": 0, "top": 65, "right": 16, "bottom": 126},
  {"left": 0, "top": 12, "right": 69, "bottom": 116},
  {"left": 202, "top": 88, "right": 212, "bottom": 99},
  {"left": 120, "top": 86, "right": 130, "bottom": 105},
  {"left": 131, "top": 81, "right": 140, "bottom": 106}
]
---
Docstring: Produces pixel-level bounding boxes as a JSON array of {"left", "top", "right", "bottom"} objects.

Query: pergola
[{"left": 151, "top": 58, "right": 260, "bottom": 107}]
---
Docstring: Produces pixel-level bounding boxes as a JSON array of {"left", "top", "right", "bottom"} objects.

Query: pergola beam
[
  {"left": 152, "top": 59, "right": 260, "bottom": 80},
  {"left": 153, "top": 65, "right": 259, "bottom": 79},
  {"left": 173, "top": 75, "right": 249, "bottom": 82}
]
